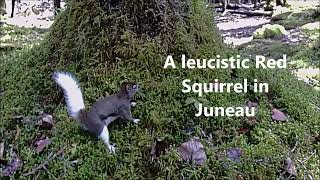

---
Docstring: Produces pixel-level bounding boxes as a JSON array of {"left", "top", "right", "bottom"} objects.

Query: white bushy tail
[{"left": 53, "top": 71, "right": 85, "bottom": 119}]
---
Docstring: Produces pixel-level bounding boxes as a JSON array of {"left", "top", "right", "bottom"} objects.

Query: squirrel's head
[{"left": 120, "top": 82, "right": 139, "bottom": 98}]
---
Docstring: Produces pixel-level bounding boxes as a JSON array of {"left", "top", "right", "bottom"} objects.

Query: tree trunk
[
  {"left": 0, "top": 0, "right": 6, "bottom": 15},
  {"left": 54, "top": 0, "right": 61, "bottom": 16}
]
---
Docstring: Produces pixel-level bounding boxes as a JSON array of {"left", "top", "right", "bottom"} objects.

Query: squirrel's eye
[{"left": 133, "top": 85, "right": 137, "bottom": 89}]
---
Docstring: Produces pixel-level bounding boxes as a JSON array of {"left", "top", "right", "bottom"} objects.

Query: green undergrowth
[
  {"left": 0, "top": 23, "right": 48, "bottom": 55},
  {"left": 1, "top": 0, "right": 319, "bottom": 179},
  {"left": 271, "top": 7, "right": 320, "bottom": 30},
  {"left": 239, "top": 39, "right": 320, "bottom": 68}
]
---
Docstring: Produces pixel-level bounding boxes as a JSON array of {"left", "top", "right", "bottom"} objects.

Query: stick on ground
[{"left": 23, "top": 146, "right": 66, "bottom": 176}]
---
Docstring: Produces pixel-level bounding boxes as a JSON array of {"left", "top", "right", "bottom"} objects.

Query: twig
[
  {"left": 23, "top": 146, "right": 66, "bottom": 176},
  {"left": 297, "top": 159, "right": 314, "bottom": 180},
  {"left": 296, "top": 151, "right": 316, "bottom": 180},
  {"left": 290, "top": 140, "right": 298, "bottom": 154},
  {"left": 302, "top": 152, "right": 315, "bottom": 163},
  {"left": 63, "top": 154, "right": 67, "bottom": 178},
  {"left": 14, "top": 125, "right": 21, "bottom": 141}
]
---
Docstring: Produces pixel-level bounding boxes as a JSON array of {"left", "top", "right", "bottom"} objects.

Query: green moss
[
  {"left": 1, "top": 0, "right": 320, "bottom": 179},
  {"left": 253, "top": 24, "right": 288, "bottom": 39},
  {"left": 271, "top": 8, "right": 320, "bottom": 29}
]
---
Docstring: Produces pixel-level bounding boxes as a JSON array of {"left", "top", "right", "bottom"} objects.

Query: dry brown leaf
[
  {"left": 283, "top": 157, "right": 297, "bottom": 177},
  {"left": 272, "top": 108, "right": 287, "bottom": 121},
  {"left": 150, "top": 139, "right": 169, "bottom": 160},
  {"left": 40, "top": 114, "right": 54, "bottom": 129},
  {"left": 246, "top": 100, "right": 258, "bottom": 108},
  {"left": 178, "top": 137, "right": 207, "bottom": 165},
  {"left": 35, "top": 137, "right": 52, "bottom": 153},
  {"left": 14, "top": 125, "right": 21, "bottom": 141},
  {"left": 0, "top": 142, "right": 4, "bottom": 159},
  {"left": 2, "top": 151, "right": 21, "bottom": 177}
]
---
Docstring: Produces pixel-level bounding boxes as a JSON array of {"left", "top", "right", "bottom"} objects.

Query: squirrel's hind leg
[{"left": 99, "top": 126, "right": 116, "bottom": 153}]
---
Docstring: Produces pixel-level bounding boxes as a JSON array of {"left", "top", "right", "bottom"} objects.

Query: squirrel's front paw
[
  {"left": 131, "top": 102, "right": 137, "bottom": 107},
  {"left": 108, "top": 144, "right": 116, "bottom": 153},
  {"left": 133, "top": 119, "right": 140, "bottom": 124}
]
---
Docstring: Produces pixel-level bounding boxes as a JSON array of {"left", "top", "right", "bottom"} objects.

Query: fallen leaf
[
  {"left": 237, "top": 127, "right": 250, "bottom": 134},
  {"left": 198, "top": 98, "right": 210, "bottom": 106},
  {"left": 0, "top": 142, "right": 5, "bottom": 165},
  {"left": 178, "top": 137, "right": 207, "bottom": 165},
  {"left": 150, "top": 139, "right": 169, "bottom": 160},
  {"left": 2, "top": 153, "right": 21, "bottom": 176},
  {"left": 185, "top": 98, "right": 196, "bottom": 105},
  {"left": 194, "top": 101, "right": 200, "bottom": 110},
  {"left": 40, "top": 114, "right": 54, "bottom": 129},
  {"left": 185, "top": 98, "right": 201, "bottom": 110},
  {"left": 226, "top": 148, "right": 242, "bottom": 162},
  {"left": 283, "top": 157, "right": 297, "bottom": 177},
  {"left": 271, "top": 108, "right": 287, "bottom": 121},
  {"left": 0, "top": 142, "right": 4, "bottom": 159},
  {"left": 14, "top": 125, "right": 21, "bottom": 141},
  {"left": 35, "top": 137, "right": 52, "bottom": 153}
]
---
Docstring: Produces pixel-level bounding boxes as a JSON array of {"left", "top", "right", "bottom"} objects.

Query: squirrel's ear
[{"left": 120, "top": 82, "right": 127, "bottom": 93}]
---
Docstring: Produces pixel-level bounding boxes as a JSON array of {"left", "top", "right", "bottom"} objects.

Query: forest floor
[
  {"left": 214, "top": 1, "right": 319, "bottom": 88},
  {"left": 0, "top": 1, "right": 319, "bottom": 178}
]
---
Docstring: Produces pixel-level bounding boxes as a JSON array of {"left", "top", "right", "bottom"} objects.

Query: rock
[
  {"left": 301, "top": 22, "right": 320, "bottom": 31},
  {"left": 253, "top": 24, "right": 288, "bottom": 39}
]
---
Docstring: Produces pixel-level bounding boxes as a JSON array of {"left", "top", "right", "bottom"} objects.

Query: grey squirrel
[{"left": 53, "top": 71, "right": 140, "bottom": 153}]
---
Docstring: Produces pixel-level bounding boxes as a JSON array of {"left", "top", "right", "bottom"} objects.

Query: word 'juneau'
[
  {"left": 163, "top": 54, "right": 287, "bottom": 69},
  {"left": 195, "top": 103, "right": 256, "bottom": 117}
]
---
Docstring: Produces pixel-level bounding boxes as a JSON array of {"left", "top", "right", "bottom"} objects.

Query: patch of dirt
[
  {"left": 1, "top": 0, "right": 66, "bottom": 29},
  {"left": 215, "top": 12, "right": 271, "bottom": 46}
]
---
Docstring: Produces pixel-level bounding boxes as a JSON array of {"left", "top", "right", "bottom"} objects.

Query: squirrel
[{"left": 53, "top": 71, "right": 140, "bottom": 153}]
